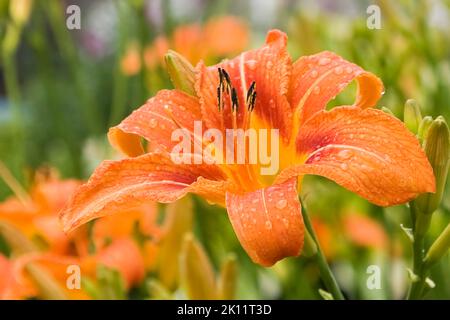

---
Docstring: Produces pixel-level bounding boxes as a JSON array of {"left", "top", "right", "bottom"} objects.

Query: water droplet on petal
[
  {"left": 311, "top": 69, "right": 318, "bottom": 78},
  {"left": 276, "top": 199, "right": 287, "bottom": 209},
  {"left": 265, "top": 221, "right": 272, "bottom": 230},
  {"left": 313, "top": 86, "right": 321, "bottom": 94},
  {"left": 150, "top": 119, "right": 158, "bottom": 128},
  {"left": 269, "top": 99, "right": 276, "bottom": 108},
  {"left": 282, "top": 218, "right": 289, "bottom": 227},
  {"left": 319, "top": 57, "right": 331, "bottom": 65},
  {"left": 340, "top": 163, "right": 349, "bottom": 170},
  {"left": 334, "top": 66, "right": 343, "bottom": 74},
  {"left": 337, "top": 149, "right": 352, "bottom": 160},
  {"left": 345, "top": 66, "right": 353, "bottom": 74}
]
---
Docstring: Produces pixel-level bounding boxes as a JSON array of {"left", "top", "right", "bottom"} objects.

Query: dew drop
[
  {"left": 345, "top": 66, "right": 353, "bottom": 74},
  {"left": 311, "top": 69, "right": 318, "bottom": 78},
  {"left": 282, "top": 218, "right": 289, "bottom": 227},
  {"left": 313, "top": 86, "right": 321, "bottom": 94},
  {"left": 149, "top": 119, "right": 158, "bottom": 128},
  {"left": 340, "top": 163, "right": 349, "bottom": 170},
  {"left": 269, "top": 99, "right": 276, "bottom": 108},
  {"left": 319, "top": 57, "right": 331, "bottom": 65},
  {"left": 276, "top": 199, "right": 287, "bottom": 209},
  {"left": 337, "top": 149, "right": 352, "bottom": 160},
  {"left": 265, "top": 221, "right": 272, "bottom": 230}
]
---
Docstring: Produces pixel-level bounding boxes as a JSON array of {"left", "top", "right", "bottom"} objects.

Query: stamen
[
  {"left": 217, "top": 86, "right": 222, "bottom": 111},
  {"left": 231, "top": 88, "right": 239, "bottom": 112},
  {"left": 222, "top": 69, "right": 231, "bottom": 91},
  {"left": 246, "top": 81, "right": 256, "bottom": 105}
]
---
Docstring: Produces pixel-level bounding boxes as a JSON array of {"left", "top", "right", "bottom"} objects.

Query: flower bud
[
  {"left": 418, "top": 116, "right": 433, "bottom": 142},
  {"left": 179, "top": 233, "right": 217, "bottom": 299},
  {"left": 404, "top": 99, "right": 422, "bottom": 134},
  {"left": 217, "top": 254, "right": 237, "bottom": 299},
  {"left": 415, "top": 116, "right": 450, "bottom": 216},
  {"left": 9, "top": 0, "right": 33, "bottom": 27},
  {"left": 424, "top": 223, "right": 450, "bottom": 268},
  {"left": 164, "top": 50, "right": 196, "bottom": 96}
]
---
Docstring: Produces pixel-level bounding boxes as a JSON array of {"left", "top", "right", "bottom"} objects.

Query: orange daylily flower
[
  {"left": 0, "top": 171, "right": 161, "bottom": 299},
  {"left": 0, "top": 254, "right": 37, "bottom": 299},
  {"left": 311, "top": 217, "right": 336, "bottom": 259},
  {"left": 61, "top": 30, "right": 435, "bottom": 267},
  {"left": 120, "top": 42, "right": 142, "bottom": 76},
  {"left": 144, "top": 16, "right": 249, "bottom": 68},
  {"left": 0, "top": 175, "right": 81, "bottom": 254},
  {"left": 343, "top": 213, "right": 388, "bottom": 250}
]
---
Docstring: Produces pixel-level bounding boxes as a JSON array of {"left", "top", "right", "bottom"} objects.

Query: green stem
[
  {"left": 301, "top": 202, "right": 345, "bottom": 300},
  {"left": 407, "top": 203, "right": 429, "bottom": 300},
  {"left": 408, "top": 234, "right": 426, "bottom": 299}
]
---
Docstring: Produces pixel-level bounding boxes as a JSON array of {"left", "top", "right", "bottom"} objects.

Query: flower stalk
[
  {"left": 301, "top": 201, "right": 344, "bottom": 300},
  {"left": 408, "top": 116, "right": 450, "bottom": 299}
]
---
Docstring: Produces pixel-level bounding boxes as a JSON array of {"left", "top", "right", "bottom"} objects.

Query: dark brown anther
[
  {"left": 248, "top": 91, "right": 257, "bottom": 111},
  {"left": 222, "top": 69, "right": 231, "bottom": 92},
  {"left": 218, "top": 68, "right": 224, "bottom": 85},
  {"left": 231, "top": 88, "right": 239, "bottom": 112},
  {"left": 217, "top": 86, "right": 222, "bottom": 111},
  {"left": 246, "top": 81, "right": 256, "bottom": 104}
]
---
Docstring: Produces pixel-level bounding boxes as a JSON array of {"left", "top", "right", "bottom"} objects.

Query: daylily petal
[
  {"left": 195, "top": 29, "right": 293, "bottom": 142},
  {"left": 225, "top": 178, "right": 304, "bottom": 266},
  {"left": 289, "top": 51, "right": 383, "bottom": 126},
  {"left": 60, "top": 152, "right": 227, "bottom": 232},
  {"left": 108, "top": 89, "right": 202, "bottom": 157},
  {"left": 276, "top": 106, "right": 435, "bottom": 206}
]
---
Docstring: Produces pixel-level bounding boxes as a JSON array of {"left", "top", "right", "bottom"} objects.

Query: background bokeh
[{"left": 0, "top": 0, "right": 449, "bottom": 299}]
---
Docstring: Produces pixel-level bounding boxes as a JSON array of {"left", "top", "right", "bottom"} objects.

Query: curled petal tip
[{"left": 265, "top": 29, "right": 287, "bottom": 46}]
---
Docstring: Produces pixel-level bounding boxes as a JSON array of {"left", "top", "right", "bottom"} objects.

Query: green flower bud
[
  {"left": 415, "top": 116, "right": 450, "bottom": 217},
  {"left": 164, "top": 50, "right": 196, "bottom": 96},
  {"left": 418, "top": 116, "right": 433, "bottom": 142},
  {"left": 404, "top": 99, "right": 422, "bottom": 134},
  {"left": 424, "top": 224, "right": 450, "bottom": 268}
]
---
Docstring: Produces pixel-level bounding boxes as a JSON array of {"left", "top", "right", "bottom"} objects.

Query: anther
[{"left": 231, "top": 88, "right": 239, "bottom": 112}]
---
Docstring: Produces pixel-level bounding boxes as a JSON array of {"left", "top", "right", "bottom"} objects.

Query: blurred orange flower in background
[
  {"left": 0, "top": 168, "right": 163, "bottom": 299},
  {"left": 142, "top": 16, "right": 249, "bottom": 70},
  {"left": 343, "top": 213, "right": 387, "bottom": 250}
]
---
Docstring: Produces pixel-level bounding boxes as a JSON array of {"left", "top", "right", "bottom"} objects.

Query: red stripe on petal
[
  {"left": 276, "top": 106, "right": 435, "bottom": 206},
  {"left": 225, "top": 178, "right": 304, "bottom": 266}
]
